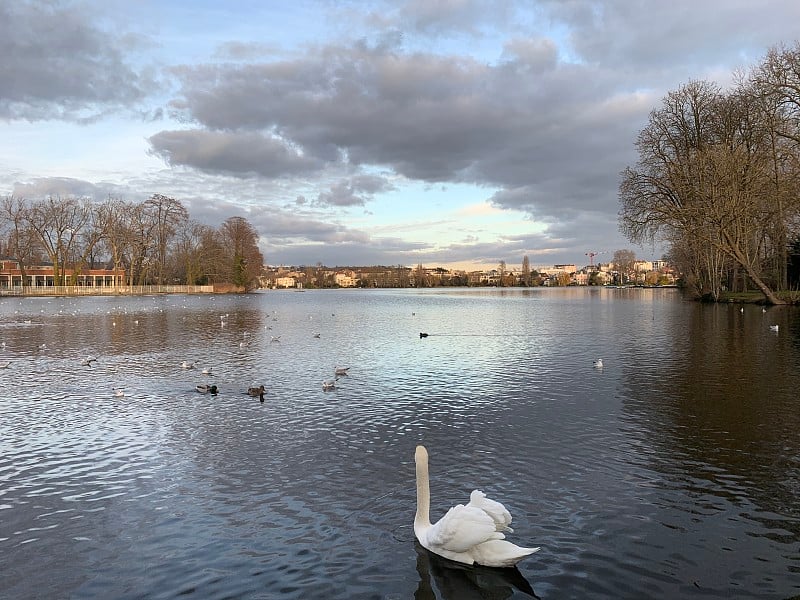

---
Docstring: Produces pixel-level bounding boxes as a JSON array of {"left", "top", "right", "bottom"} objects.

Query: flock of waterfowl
[
  {"left": 178, "top": 358, "right": 271, "bottom": 401},
  {"left": 0, "top": 308, "right": 364, "bottom": 403},
  {"left": 176, "top": 315, "right": 353, "bottom": 399}
]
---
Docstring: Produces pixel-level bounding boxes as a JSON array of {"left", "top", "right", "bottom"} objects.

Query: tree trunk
[{"left": 723, "top": 230, "right": 786, "bottom": 304}]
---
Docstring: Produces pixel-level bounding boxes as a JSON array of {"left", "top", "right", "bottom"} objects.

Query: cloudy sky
[{"left": 2, "top": 1, "right": 799, "bottom": 270}]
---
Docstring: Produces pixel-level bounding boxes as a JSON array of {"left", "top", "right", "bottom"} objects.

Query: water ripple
[{"left": 1, "top": 289, "right": 798, "bottom": 599}]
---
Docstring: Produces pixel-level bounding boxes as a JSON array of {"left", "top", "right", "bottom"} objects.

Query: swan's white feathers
[
  {"left": 426, "top": 504, "right": 505, "bottom": 553},
  {"left": 468, "top": 489, "right": 514, "bottom": 532},
  {"left": 470, "top": 539, "right": 540, "bottom": 568},
  {"left": 414, "top": 444, "right": 539, "bottom": 567}
]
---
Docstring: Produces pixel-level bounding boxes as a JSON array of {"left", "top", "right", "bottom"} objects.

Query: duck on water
[{"left": 247, "top": 385, "right": 266, "bottom": 402}]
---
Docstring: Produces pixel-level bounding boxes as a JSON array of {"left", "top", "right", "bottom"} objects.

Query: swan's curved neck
[{"left": 415, "top": 446, "right": 431, "bottom": 528}]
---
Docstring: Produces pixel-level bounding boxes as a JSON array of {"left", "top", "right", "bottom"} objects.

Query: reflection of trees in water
[
  {"left": 619, "top": 303, "right": 800, "bottom": 540},
  {"left": 414, "top": 541, "right": 538, "bottom": 600}
]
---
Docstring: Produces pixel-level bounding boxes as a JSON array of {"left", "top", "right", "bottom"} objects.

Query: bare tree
[
  {"left": 26, "top": 196, "right": 92, "bottom": 285},
  {"left": 198, "top": 226, "right": 226, "bottom": 285},
  {"left": 173, "top": 220, "right": 213, "bottom": 285},
  {"left": 0, "top": 196, "right": 40, "bottom": 285},
  {"left": 612, "top": 249, "right": 636, "bottom": 284},
  {"left": 414, "top": 263, "right": 428, "bottom": 287},
  {"left": 619, "top": 79, "right": 790, "bottom": 304},
  {"left": 521, "top": 255, "right": 531, "bottom": 286},
  {"left": 96, "top": 197, "right": 135, "bottom": 288},
  {"left": 749, "top": 43, "right": 800, "bottom": 288},
  {"left": 66, "top": 202, "right": 109, "bottom": 284},
  {"left": 219, "top": 216, "right": 263, "bottom": 290},
  {"left": 143, "top": 194, "right": 188, "bottom": 285}
]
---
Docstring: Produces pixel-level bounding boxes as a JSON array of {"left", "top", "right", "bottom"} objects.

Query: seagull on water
[
  {"left": 593, "top": 358, "right": 604, "bottom": 369},
  {"left": 770, "top": 324, "right": 779, "bottom": 332},
  {"left": 181, "top": 361, "right": 194, "bottom": 369},
  {"left": 334, "top": 366, "right": 350, "bottom": 376}
]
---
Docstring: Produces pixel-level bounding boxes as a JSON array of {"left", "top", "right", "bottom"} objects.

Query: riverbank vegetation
[
  {"left": 0, "top": 194, "right": 264, "bottom": 291},
  {"left": 619, "top": 42, "right": 800, "bottom": 304}
]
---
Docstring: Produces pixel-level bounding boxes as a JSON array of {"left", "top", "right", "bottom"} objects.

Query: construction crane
[{"left": 585, "top": 251, "right": 605, "bottom": 269}]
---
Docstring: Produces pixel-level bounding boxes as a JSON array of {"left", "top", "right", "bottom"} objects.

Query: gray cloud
[
  {"left": 394, "top": 0, "right": 514, "bottom": 37},
  {"left": 148, "top": 130, "right": 324, "bottom": 178},
  {"left": 0, "top": 1, "right": 152, "bottom": 121},
  {"left": 6, "top": 0, "right": 800, "bottom": 269},
  {"left": 161, "top": 39, "right": 641, "bottom": 219},
  {"left": 11, "top": 177, "right": 125, "bottom": 200},
  {"left": 316, "top": 174, "right": 395, "bottom": 207}
]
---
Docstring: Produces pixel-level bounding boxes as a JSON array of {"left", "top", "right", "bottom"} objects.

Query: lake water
[{"left": 1, "top": 287, "right": 798, "bottom": 599}]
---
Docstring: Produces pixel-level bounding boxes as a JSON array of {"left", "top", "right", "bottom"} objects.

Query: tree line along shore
[{"left": 0, "top": 194, "right": 264, "bottom": 293}]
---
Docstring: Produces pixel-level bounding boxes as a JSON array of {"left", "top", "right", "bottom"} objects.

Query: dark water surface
[{"left": 1, "top": 288, "right": 798, "bottom": 599}]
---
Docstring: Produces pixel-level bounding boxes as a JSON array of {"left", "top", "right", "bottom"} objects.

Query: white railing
[{"left": 0, "top": 285, "right": 215, "bottom": 297}]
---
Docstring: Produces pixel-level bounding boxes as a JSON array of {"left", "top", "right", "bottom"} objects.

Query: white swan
[{"left": 413, "top": 445, "right": 539, "bottom": 567}]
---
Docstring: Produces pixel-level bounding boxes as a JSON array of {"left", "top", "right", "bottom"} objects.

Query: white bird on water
[
  {"left": 114, "top": 388, "right": 125, "bottom": 398},
  {"left": 593, "top": 358, "right": 603, "bottom": 369},
  {"left": 181, "top": 361, "right": 194, "bottom": 369},
  {"left": 334, "top": 366, "right": 350, "bottom": 376},
  {"left": 770, "top": 324, "right": 779, "bottom": 332},
  {"left": 322, "top": 378, "right": 337, "bottom": 391},
  {"left": 413, "top": 445, "right": 539, "bottom": 567},
  {"left": 201, "top": 366, "right": 212, "bottom": 375}
]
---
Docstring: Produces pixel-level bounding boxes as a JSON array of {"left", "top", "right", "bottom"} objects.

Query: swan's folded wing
[
  {"left": 468, "top": 490, "right": 514, "bottom": 532},
  {"left": 428, "top": 504, "right": 504, "bottom": 553}
]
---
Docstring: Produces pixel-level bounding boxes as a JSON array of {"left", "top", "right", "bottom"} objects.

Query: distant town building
[
  {"left": 259, "top": 259, "right": 677, "bottom": 289},
  {"left": 334, "top": 271, "right": 357, "bottom": 287},
  {"left": 275, "top": 276, "right": 297, "bottom": 288}
]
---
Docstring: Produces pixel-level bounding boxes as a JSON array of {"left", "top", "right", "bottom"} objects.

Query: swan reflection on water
[{"left": 413, "top": 541, "right": 538, "bottom": 600}]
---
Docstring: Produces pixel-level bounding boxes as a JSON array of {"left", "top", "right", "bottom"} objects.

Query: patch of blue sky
[
  {"left": 1, "top": 119, "right": 162, "bottom": 185},
  {"left": 358, "top": 180, "right": 544, "bottom": 245}
]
